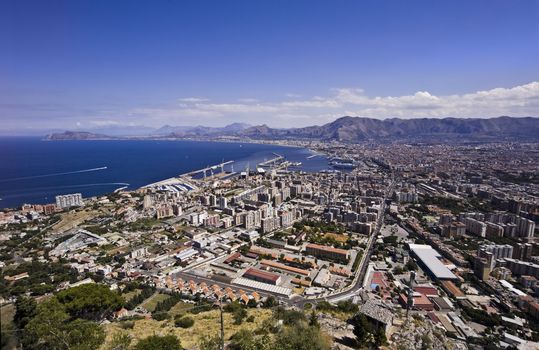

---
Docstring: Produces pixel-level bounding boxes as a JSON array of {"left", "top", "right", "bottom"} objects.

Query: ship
[
  {"left": 329, "top": 157, "right": 356, "bottom": 169},
  {"left": 331, "top": 161, "right": 356, "bottom": 169}
]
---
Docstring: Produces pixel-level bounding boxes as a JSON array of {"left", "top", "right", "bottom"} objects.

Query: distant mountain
[
  {"left": 240, "top": 116, "right": 539, "bottom": 142},
  {"left": 152, "top": 123, "right": 252, "bottom": 137},
  {"left": 86, "top": 125, "right": 156, "bottom": 136},
  {"left": 45, "top": 131, "right": 115, "bottom": 140},
  {"left": 45, "top": 117, "right": 539, "bottom": 143}
]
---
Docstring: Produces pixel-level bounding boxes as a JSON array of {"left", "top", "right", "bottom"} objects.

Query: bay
[{"left": 0, "top": 137, "right": 329, "bottom": 209}]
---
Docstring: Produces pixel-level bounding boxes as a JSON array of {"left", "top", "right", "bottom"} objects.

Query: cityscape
[{"left": 1, "top": 1, "right": 539, "bottom": 350}]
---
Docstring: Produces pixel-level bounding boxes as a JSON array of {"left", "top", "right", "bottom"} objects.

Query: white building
[{"left": 55, "top": 193, "right": 83, "bottom": 209}]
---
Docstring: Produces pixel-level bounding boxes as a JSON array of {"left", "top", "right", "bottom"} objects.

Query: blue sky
[{"left": 1, "top": 0, "right": 538, "bottom": 132}]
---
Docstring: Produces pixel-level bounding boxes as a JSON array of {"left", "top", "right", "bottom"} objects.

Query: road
[
  {"left": 291, "top": 177, "right": 395, "bottom": 307},
  {"left": 161, "top": 175, "right": 395, "bottom": 309}
]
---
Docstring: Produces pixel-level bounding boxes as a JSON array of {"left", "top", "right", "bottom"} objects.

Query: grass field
[
  {"left": 323, "top": 233, "right": 349, "bottom": 243},
  {"left": 102, "top": 308, "right": 273, "bottom": 349},
  {"left": 140, "top": 293, "right": 170, "bottom": 312},
  {"left": 168, "top": 301, "right": 194, "bottom": 316},
  {"left": 52, "top": 209, "right": 98, "bottom": 233}
]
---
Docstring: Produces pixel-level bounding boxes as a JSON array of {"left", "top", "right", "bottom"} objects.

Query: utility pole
[
  {"left": 406, "top": 270, "right": 416, "bottom": 319},
  {"left": 219, "top": 298, "right": 225, "bottom": 350}
]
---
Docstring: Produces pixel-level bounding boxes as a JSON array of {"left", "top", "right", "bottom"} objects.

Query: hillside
[
  {"left": 240, "top": 116, "right": 539, "bottom": 142},
  {"left": 46, "top": 116, "right": 539, "bottom": 143}
]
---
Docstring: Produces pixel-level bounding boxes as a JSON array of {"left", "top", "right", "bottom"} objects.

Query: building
[
  {"left": 55, "top": 193, "right": 83, "bottom": 209},
  {"left": 358, "top": 300, "right": 394, "bottom": 334},
  {"left": 515, "top": 216, "right": 535, "bottom": 238},
  {"left": 474, "top": 256, "right": 492, "bottom": 281},
  {"left": 503, "top": 258, "right": 539, "bottom": 279},
  {"left": 441, "top": 222, "right": 466, "bottom": 238},
  {"left": 478, "top": 244, "right": 513, "bottom": 268},
  {"left": 463, "top": 217, "right": 486, "bottom": 237},
  {"left": 43, "top": 204, "right": 57, "bottom": 215},
  {"left": 218, "top": 196, "right": 228, "bottom": 209},
  {"left": 243, "top": 268, "right": 281, "bottom": 285},
  {"left": 513, "top": 243, "right": 533, "bottom": 261},
  {"left": 305, "top": 243, "right": 350, "bottom": 263},
  {"left": 486, "top": 222, "right": 504, "bottom": 238},
  {"left": 156, "top": 206, "right": 173, "bottom": 219},
  {"left": 408, "top": 244, "right": 457, "bottom": 280},
  {"left": 175, "top": 248, "right": 198, "bottom": 262}
]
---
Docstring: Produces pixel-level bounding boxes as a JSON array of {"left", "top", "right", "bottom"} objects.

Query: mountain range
[{"left": 46, "top": 116, "right": 539, "bottom": 143}]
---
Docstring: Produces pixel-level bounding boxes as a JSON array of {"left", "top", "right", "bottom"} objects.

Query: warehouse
[
  {"left": 408, "top": 244, "right": 457, "bottom": 280},
  {"left": 243, "top": 268, "right": 281, "bottom": 285}
]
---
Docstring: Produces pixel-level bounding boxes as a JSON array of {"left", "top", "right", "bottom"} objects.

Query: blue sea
[{"left": 0, "top": 138, "right": 329, "bottom": 209}]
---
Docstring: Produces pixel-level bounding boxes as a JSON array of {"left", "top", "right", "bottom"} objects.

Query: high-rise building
[
  {"left": 218, "top": 196, "right": 228, "bottom": 209},
  {"left": 55, "top": 193, "right": 83, "bottom": 209},
  {"left": 478, "top": 244, "right": 513, "bottom": 269},
  {"left": 513, "top": 243, "right": 533, "bottom": 261}
]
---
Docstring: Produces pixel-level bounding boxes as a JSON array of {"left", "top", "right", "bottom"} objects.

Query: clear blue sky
[{"left": 1, "top": 0, "right": 538, "bottom": 132}]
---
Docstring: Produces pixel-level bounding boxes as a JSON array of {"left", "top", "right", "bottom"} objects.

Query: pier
[
  {"left": 180, "top": 160, "right": 234, "bottom": 178},
  {"left": 258, "top": 153, "right": 284, "bottom": 167}
]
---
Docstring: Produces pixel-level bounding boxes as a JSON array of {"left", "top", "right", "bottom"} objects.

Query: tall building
[
  {"left": 516, "top": 217, "right": 535, "bottom": 238},
  {"left": 55, "top": 193, "right": 83, "bottom": 209},
  {"left": 143, "top": 195, "right": 153, "bottom": 209},
  {"left": 218, "top": 196, "right": 228, "bottom": 209},
  {"left": 463, "top": 217, "right": 486, "bottom": 237},
  {"left": 513, "top": 243, "right": 533, "bottom": 261},
  {"left": 478, "top": 244, "right": 513, "bottom": 269}
]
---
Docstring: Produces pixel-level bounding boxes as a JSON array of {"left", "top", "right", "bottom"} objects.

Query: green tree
[
  {"left": 56, "top": 283, "right": 124, "bottom": 320},
  {"left": 263, "top": 296, "right": 277, "bottom": 308},
  {"left": 233, "top": 308, "right": 248, "bottom": 325},
  {"left": 22, "top": 298, "right": 105, "bottom": 350},
  {"left": 134, "top": 335, "right": 182, "bottom": 350},
  {"left": 309, "top": 311, "right": 320, "bottom": 328},
  {"left": 63, "top": 319, "right": 106, "bottom": 350},
  {"left": 350, "top": 313, "right": 373, "bottom": 347},
  {"left": 228, "top": 329, "right": 272, "bottom": 350},
  {"left": 274, "top": 323, "right": 331, "bottom": 350},
  {"left": 14, "top": 295, "right": 37, "bottom": 330}
]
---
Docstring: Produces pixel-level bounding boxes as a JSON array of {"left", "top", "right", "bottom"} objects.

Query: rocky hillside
[{"left": 240, "top": 116, "right": 539, "bottom": 142}]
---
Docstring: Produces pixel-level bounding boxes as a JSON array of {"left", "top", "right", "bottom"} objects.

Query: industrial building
[
  {"left": 409, "top": 244, "right": 457, "bottom": 280},
  {"left": 243, "top": 268, "right": 281, "bottom": 285}
]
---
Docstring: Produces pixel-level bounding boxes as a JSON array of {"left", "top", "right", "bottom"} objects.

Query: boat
[{"left": 330, "top": 162, "right": 356, "bottom": 169}]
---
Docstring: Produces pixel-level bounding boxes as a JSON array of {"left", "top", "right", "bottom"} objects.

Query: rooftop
[{"left": 409, "top": 244, "right": 457, "bottom": 280}]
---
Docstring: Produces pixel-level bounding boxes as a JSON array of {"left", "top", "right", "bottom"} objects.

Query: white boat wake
[{"left": 0, "top": 167, "right": 108, "bottom": 182}]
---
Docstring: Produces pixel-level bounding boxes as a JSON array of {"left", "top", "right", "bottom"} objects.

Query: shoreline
[{"left": 41, "top": 136, "right": 309, "bottom": 149}]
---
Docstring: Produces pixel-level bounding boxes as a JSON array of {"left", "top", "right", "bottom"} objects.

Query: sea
[{"left": 0, "top": 137, "right": 329, "bottom": 209}]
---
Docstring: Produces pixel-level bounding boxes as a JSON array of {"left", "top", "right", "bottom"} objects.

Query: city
[
  {"left": 2, "top": 1, "right": 539, "bottom": 349},
  {"left": 1, "top": 140, "right": 538, "bottom": 349}
]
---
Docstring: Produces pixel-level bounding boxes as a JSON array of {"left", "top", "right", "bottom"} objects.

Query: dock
[
  {"left": 180, "top": 160, "right": 234, "bottom": 178},
  {"left": 259, "top": 153, "right": 284, "bottom": 167}
]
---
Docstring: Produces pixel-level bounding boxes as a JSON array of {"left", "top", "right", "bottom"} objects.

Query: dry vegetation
[{"left": 102, "top": 308, "right": 274, "bottom": 349}]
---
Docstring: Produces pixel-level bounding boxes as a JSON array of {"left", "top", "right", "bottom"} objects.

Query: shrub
[
  {"left": 152, "top": 311, "right": 169, "bottom": 321},
  {"left": 175, "top": 316, "right": 195, "bottom": 328}
]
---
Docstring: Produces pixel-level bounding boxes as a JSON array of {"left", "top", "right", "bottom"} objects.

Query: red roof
[
  {"left": 224, "top": 252, "right": 242, "bottom": 264},
  {"left": 414, "top": 286, "right": 439, "bottom": 296},
  {"left": 244, "top": 268, "right": 280, "bottom": 282}
]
